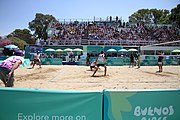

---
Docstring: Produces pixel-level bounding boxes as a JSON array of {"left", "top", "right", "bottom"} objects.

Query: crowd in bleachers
[{"left": 47, "top": 21, "right": 180, "bottom": 45}]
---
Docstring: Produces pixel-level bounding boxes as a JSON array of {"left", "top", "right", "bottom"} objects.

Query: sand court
[{"left": 0, "top": 65, "right": 180, "bottom": 90}]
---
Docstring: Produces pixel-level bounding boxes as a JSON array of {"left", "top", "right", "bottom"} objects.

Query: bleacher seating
[{"left": 44, "top": 20, "right": 180, "bottom": 46}]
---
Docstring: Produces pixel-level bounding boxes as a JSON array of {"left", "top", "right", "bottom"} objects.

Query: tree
[
  {"left": 7, "top": 37, "right": 27, "bottom": 50},
  {"left": 8, "top": 29, "right": 36, "bottom": 44},
  {"left": 29, "top": 13, "right": 58, "bottom": 40},
  {"left": 169, "top": 4, "right": 180, "bottom": 28},
  {"left": 129, "top": 8, "right": 170, "bottom": 24},
  {"left": 149, "top": 9, "right": 162, "bottom": 24},
  {"left": 0, "top": 39, "right": 13, "bottom": 47},
  {"left": 159, "top": 9, "right": 170, "bottom": 24}
]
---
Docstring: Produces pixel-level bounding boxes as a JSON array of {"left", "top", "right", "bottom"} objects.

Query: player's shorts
[
  {"left": 33, "top": 59, "right": 40, "bottom": 64},
  {"left": 97, "top": 64, "right": 105, "bottom": 67},
  {"left": 158, "top": 62, "right": 163, "bottom": 65},
  {"left": 90, "top": 66, "right": 95, "bottom": 68},
  {"left": 0, "top": 66, "right": 14, "bottom": 87}
]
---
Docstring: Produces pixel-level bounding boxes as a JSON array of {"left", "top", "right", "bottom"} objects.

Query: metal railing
[{"left": 46, "top": 39, "right": 159, "bottom": 46}]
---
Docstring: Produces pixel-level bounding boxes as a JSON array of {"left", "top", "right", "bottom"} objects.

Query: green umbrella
[
  {"left": 55, "top": 49, "right": 63, "bottom": 52},
  {"left": 45, "top": 48, "right": 55, "bottom": 52},
  {"left": 106, "top": 48, "right": 117, "bottom": 57},
  {"left": 118, "top": 49, "right": 128, "bottom": 52},
  {"left": 4, "top": 44, "right": 18, "bottom": 49},
  {"left": 106, "top": 48, "right": 117, "bottom": 52},
  {"left": 128, "top": 48, "right": 138, "bottom": 52},
  {"left": 172, "top": 49, "right": 180, "bottom": 53},
  {"left": 63, "top": 48, "right": 73, "bottom": 52},
  {"left": 73, "top": 48, "right": 83, "bottom": 52}
]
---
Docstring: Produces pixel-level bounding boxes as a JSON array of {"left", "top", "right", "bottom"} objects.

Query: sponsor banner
[
  {"left": 79, "top": 56, "right": 179, "bottom": 66},
  {"left": 104, "top": 89, "right": 180, "bottom": 120},
  {"left": 0, "top": 88, "right": 102, "bottom": 120}
]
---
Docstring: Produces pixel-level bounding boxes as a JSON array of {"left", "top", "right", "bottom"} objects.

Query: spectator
[{"left": 45, "top": 20, "right": 180, "bottom": 46}]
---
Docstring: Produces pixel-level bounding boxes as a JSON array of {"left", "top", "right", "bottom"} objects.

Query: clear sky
[{"left": 0, "top": 0, "right": 179, "bottom": 36}]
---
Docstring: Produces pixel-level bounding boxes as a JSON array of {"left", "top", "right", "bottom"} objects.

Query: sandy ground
[{"left": 0, "top": 65, "right": 180, "bottom": 90}]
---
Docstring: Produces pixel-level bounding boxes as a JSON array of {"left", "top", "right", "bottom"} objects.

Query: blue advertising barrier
[
  {"left": 0, "top": 88, "right": 103, "bottom": 120},
  {"left": 104, "top": 89, "right": 180, "bottom": 120},
  {"left": 0, "top": 88, "right": 180, "bottom": 120}
]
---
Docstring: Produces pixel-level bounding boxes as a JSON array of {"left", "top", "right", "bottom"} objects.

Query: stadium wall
[
  {"left": 79, "top": 56, "right": 180, "bottom": 66},
  {"left": 0, "top": 88, "right": 180, "bottom": 120}
]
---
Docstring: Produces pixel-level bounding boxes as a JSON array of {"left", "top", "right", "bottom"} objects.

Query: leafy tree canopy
[
  {"left": 29, "top": 13, "right": 58, "bottom": 40},
  {"left": 169, "top": 4, "right": 180, "bottom": 28},
  {"left": 7, "top": 37, "right": 27, "bottom": 50},
  {"left": 8, "top": 29, "right": 36, "bottom": 44},
  {"left": 129, "top": 8, "right": 170, "bottom": 24}
]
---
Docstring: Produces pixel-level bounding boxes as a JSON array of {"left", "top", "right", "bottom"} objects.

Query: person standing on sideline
[
  {"left": 157, "top": 52, "right": 164, "bottom": 72},
  {"left": 137, "top": 53, "right": 141, "bottom": 68},
  {"left": 129, "top": 54, "right": 134, "bottom": 68},
  {"left": 0, "top": 50, "right": 24, "bottom": 87},
  {"left": 92, "top": 51, "right": 107, "bottom": 77},
  {"left": 86, "top": 53, "right": 90, "bottom": 66},
  {"left": 32, "top": 51, "right": 41, "bottom": 68}
]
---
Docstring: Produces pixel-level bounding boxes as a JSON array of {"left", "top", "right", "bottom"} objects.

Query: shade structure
[
  {"left": 63, "top": 48, "right": 73, "bottom": 52},
  {"left": 128, "top": 48, "right": 138, "bottom": 52},
  {"left": 4, "top": 44, "right": 18, "bottom": 49},
  {"left": 55, "top": 49, "right": 63, "bottom": 52},
  {"left": 172, "top": 49, "right": 180, "bottom": 53},
  {"left": 45, "top": 48, "right": 55, "bottom": 52},
  {"left": 106, "top": 48, "right": 117, "bottom": 52},
  {"left": 73, "top": 48, "right": 83, "bottom": 52},
  {"left": 118, "top": 49, "right": 128, "bottom": 52}
]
